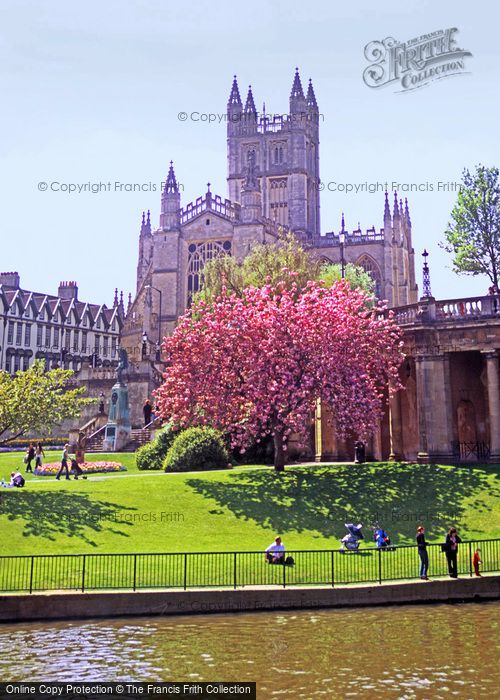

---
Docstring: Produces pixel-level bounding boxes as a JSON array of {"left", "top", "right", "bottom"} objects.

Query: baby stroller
[
  {"left": 340, "top": 523, "right": 364, "bottom": 552},
  {"left": 373, "top": 524, "right": 395, "bottom": 551}
]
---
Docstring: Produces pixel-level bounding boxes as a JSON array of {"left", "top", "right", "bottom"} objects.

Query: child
[
  {"left": 473, "top": 547, "right": 482, "bottom": 576},
  {"left": 70, "top": 459, "right": 87, "bottom": 480}
]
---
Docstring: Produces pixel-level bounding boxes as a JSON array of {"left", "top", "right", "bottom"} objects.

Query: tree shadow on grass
[
  {"left": 0, "top": 491, "right": 137, "bottom": 546},
  {"left": 186, "top": 463, "right": 500, "bottom": 543}
]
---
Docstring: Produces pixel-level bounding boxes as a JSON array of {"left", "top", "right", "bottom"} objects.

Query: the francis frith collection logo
[{"left": 363, "top": 28, "right": 472, "bottom": 92}]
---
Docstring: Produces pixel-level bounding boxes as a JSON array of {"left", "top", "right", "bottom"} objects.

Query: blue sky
[{"left": 0, "top": 0, "right": 497, "bottom": 304}]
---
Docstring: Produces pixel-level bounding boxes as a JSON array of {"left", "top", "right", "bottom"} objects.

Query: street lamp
[
  {"left": 144, "top": 285, "right": 163, "bottom": 361},
  {"left": 339, "top": 231, "right": 346, "bottom": 280}
]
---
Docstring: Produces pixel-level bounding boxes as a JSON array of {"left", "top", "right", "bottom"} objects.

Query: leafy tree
[
  {"left": 318, "top": 262, "right": 374, "bottom": 295},
  {"left": 156, "top": 281, "right": 402, "bottom": 471},
  {"left": 0, "top": 360, "right": 92, "bottom": 445},
  {"left": 194, "top": 232, "right": 374, "bottom": 303},
  {"left": 441, "top": 165, "right": 500, "bottom": 289}
]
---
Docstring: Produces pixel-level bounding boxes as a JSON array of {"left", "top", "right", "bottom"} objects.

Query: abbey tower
[{"left": 121, "top": 68, "right": 418, "bottom": 366}]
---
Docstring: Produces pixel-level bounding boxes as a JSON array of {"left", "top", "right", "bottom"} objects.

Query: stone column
[
  {"left": 484, "top": 351, "right": 500, "bottom": 461},
  {"left": 314, "top": 399, "right": 338, "bottom": 462},
  {"left": 415, "top": 354, "right": 454, "bottom": 463},
  {"left": 415, "top": 356, "right": 429, "bottom": 463},
  {"left": 389, "top": 391, "right": 404, "bottom": 461},
  {"left": 314, "top": 398, "right": 323, "bottom": 462}
]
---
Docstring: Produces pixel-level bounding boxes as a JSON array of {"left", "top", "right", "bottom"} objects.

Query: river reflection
[{"left": 0, "top": 602, "right": 498, "bottom": 698}]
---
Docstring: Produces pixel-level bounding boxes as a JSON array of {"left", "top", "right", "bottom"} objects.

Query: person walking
[
  {"left": 56, "top": 444, "right": 72, "bottom": 481},
  {"left": 444, "top": 527, "right": 462, "bottom": 578},
  {"left": 416, "top": 526, "right": 429, "bottom": 580},
  {"left": 25, "top": 443, "right": 35, "bottom": 473},
  {"left": 473, "top": 547, "right": 482, "bottom": 577},
  {"left": 143, "top": 399, "right": 152, "bottom": 426},
  {"left": 34, "top": 442, "right": 45, "bottom": 470}
]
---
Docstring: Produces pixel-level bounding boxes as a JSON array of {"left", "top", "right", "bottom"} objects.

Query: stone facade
[
  {"left": 122, "top": 69, "right": 418, "bottom": 373},
  {"left": 315, "top": 293, "right": 500, "bottom": 463},
  {"left": 0, "top": 273, "right": 125, "bottom": 374}
]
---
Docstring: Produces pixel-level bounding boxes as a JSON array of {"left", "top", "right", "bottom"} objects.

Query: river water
[{"left": 0, "top": 602, "right": 498, "bottom": 699}]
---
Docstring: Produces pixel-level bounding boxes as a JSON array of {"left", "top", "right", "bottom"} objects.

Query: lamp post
[
  {"left": 339, "top": 231, "right": 346, "bottom": 279},
  {"left": 144, "top": 285, "right": 163, "bottom": 361}
]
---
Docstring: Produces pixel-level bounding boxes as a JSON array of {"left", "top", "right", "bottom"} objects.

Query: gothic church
[{"left": 121, "top": 69, "right": 418, "bottom": 364}]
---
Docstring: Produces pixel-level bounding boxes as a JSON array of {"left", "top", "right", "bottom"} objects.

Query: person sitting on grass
[
  {"left": 265, "top": 536, "right": 285, "bottom": 564},
  {"left": 1, "top": 471, "right": 25, "bottom": 488}
]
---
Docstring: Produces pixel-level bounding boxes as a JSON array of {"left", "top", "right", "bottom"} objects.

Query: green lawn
[{"left": 1, "top": 452, "right": 499, "bottom": 557}]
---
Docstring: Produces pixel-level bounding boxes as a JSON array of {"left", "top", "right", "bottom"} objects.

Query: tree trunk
[{"left": 273, "top": 429, "right": 285, "bottom": 472}]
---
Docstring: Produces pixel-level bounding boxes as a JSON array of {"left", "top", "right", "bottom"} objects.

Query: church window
[
  {"left": 269, "top": 178, "right": 288, "bottom": 226},
  {"left": 356, "top": 255, "right": 382, "bottom": 298},
  {"left": 187, "top": 240, "right": 232, "bottom": 306},
  {"left": 16, "top": 323, "right": 22, "bottom": 346},
  {"left": 206, "top": 219, "right": 210, "bottom": 226},
  {"left": 7, "top": 322, "right": 14, "bottom": 344},
  {"left": 279, "top": 147, "right": 283, "bottom": 163},
  {"left": 274, "top": 147, "right": 279, "bottom": 163}
]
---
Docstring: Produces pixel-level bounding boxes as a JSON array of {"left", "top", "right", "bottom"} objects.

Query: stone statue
[
  {"left": 244, "top": 149, "right": 258, "bottom": 190},
  {"left": 116, "top": 347, "right": 129, "bottom": 384}
]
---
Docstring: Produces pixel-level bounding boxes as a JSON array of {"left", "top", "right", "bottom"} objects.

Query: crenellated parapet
[{"left": 179, "top": 190, "right": 241, "bottom": 225}]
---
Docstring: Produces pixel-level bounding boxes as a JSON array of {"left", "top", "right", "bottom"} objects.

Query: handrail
[
  {"left": 1, "top": 538, "right": 497, "bottom": 559},
  {"left": 144, "top": 415, "right": 162, "bottom": 431},
  {"left": 86, "top": 423, "right": 107, "bottom": 442},
  {"left": 0, "top": 538, "right": 498, "bottom": 593}
]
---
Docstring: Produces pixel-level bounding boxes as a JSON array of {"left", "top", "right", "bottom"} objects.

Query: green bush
[
  {"left": 136, "top": 440, "right": 164, "bottom": 470},
  {"left": 136, "top": 424, "right": 179, "bottom": 470},
  {"left": 155, "top": 424, "right": 177, "bottom": 453},
  {"left": 164, "top": 427, "right": 230, "bottom": 472}
]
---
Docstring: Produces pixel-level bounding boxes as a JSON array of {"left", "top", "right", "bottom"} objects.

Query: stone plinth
[{"left": 103, "top": 382, "right": 131, "bottom": 451}]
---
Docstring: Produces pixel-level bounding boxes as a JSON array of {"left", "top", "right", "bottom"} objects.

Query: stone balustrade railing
[
  {"left": 393, "top": 294, "right": 500, "bottom": 326},
  {"left": 317, "top": 228, "right": 384, "bottom": 246},
  {"left": 179, "top": 193, "right": 241, "bottom": 225}
]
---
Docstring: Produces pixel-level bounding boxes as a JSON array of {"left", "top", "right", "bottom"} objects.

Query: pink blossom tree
[{"left": 155, "top": 281, "right": 403, "bottom": 471}]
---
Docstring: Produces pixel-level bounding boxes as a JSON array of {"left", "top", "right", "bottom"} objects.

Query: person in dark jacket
[
  {"left": 416, "top": 526, "right": 429, "bottom": 580},
  {"left": 143, "top": 399, "right": 153, "bottom": 426},
  {"left": 25, "top": 444, "right": 35, "bottom": 473},
  {"left": 444, "top": 527, "right": 462, "bottom": 578}
]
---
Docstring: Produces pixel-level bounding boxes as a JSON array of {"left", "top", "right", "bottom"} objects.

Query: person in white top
[{"left": 265, "top": 536, "right": 285, "bottom": 563}]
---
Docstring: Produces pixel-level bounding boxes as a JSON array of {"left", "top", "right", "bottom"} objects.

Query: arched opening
[{"left": 355, "top": 254, "right": 382, "bottom": 298}]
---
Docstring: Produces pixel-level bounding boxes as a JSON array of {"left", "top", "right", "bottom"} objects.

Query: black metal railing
[
  {"left": 451, "top": 441, "right": 491, "bottom": 461},
  {"left": 0, "top": 539, "right": 498, "bottom": 594}
]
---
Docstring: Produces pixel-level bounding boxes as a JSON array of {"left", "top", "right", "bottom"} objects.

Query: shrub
[
  {"left": 164, "top": 427, "right": 230, "bottom": 472},
  {"left": 155, "top": 424, "right": 177, "bottom": 453},
  {"left": 136, "top": 424, "right": 178, "bottom": 470},
  {"left": 136, "top": 441, "right": 164, "bottom": 470}
]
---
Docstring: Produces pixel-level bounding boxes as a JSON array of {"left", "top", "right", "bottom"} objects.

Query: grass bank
[{"left": 1, "top": 453, "right": 499, "bottom": 557}]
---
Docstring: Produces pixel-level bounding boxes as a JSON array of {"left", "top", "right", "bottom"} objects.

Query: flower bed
[{"left": 34, "top": 462, "right": 126, "bottom": 476}]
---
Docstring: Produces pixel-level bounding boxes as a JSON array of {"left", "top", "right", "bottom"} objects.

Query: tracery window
[
  {"left": 269, "top": 178, "right": 288, "bottom": 225},
  {"left": 356, "top": 254, "right": 382, "bottom": 298},
  {"left": 187, "top": 240, "right": 232, "bottom": 305}
]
